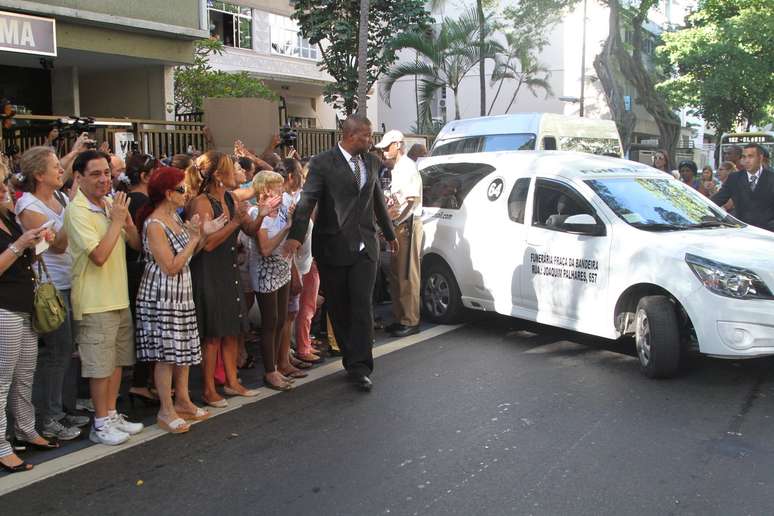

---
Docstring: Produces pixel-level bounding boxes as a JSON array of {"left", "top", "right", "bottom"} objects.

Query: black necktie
[{"left": 350, "top": 156, "right": 362, "bottom": 189}]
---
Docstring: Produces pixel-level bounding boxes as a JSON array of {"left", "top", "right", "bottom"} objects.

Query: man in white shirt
[{"left": 376, "top": 130, "right": 423, "bottom": 337}]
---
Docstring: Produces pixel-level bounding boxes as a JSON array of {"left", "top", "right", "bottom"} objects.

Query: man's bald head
[
  {"left": 342, "top": 115, "right": 372, "bottom": 137},
  {"left": 340, "top": 115, "right": 373, "bottom": 155}
]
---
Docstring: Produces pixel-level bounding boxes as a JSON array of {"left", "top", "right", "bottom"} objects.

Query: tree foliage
[
  {"left": 174, "top": 38, "right": 276, "bottom": 114},
  {"left": 292, "top": 0, "right": 433, "bottom": 116},
  {"left": 382, "top": 7, "right": 503, "bottom": 128},
  {"left": 656, "top": 0, "right": 774, "bottom": 132}
]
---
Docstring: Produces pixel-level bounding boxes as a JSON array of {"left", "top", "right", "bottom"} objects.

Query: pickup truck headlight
[{"left": 685, "top": 253, "right": 774, "bottom": 300}]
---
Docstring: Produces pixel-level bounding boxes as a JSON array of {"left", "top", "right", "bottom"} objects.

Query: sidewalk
[{"left": 0, "top": 303, "right": 434, "bottom": 479}]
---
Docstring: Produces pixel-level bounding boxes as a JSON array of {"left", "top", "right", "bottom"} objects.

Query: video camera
[
  {"left": 54, "top": 116, "right": 97, "bottom": 149},
  {"left": 278, "top": 124, "right": 297, "bottom": 150}
]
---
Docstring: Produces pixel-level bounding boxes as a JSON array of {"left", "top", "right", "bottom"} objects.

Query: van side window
[
  {"left": 481, "top": 134, "right": 536, "bottom": 152},
  {"left": 532, "top": 179, "right": 599, "bottom": 233},
  {"left": 422, "top": 163, "right": 496, "bottom": 209},
  {"left": 507, "top": 178, "right": 530, "bottom": 224},
  {"left": 541, "top": 136, "right": 557, "bottom": 150},
  {"left": 431, "top": 136, "right": 482, "bottom": 156}
]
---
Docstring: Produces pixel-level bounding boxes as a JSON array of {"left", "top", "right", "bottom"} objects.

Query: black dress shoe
[
  {"left": 389, "top": 324, "right": 420, "bottom": 337},
  {"left": 384, "top": 322, "right": 402, "bottom": 333},
  {"left": 348, "top": 374, "right": 373, "bottom": 392}
]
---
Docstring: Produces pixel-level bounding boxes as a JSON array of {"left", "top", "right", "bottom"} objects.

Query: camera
[
  {"left": 278, "top": 124, "right": 298, "bottom": 150},
  {"left": 55, "top": 116, "right": 97, "bottom": 140}
]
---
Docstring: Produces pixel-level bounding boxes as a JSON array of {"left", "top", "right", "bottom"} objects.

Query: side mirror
[{"left": 562, "top": 214, "right": 605, "bottom": 236}]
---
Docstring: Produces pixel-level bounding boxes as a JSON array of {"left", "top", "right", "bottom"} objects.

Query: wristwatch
[{"left": 8, "top": 243, "right": 22, "bottom": 257}]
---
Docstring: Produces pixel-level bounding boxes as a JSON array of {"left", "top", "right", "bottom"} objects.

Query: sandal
[
  {"left": 280, "top": 369, "right": 309, "bottom": 379},
  {"left": 263, "top": 376, "right": 293, "bottom": 392},
  {"left": 296, "top": 353, "right": 324, "bottom": 364},
  {"left": 0, "top": 458, "right": 33, "bottom": 473},
  {"left": 290, "top": 357, "right": 313, "bottom": 369},
  {"left": 176, "top": 407, "right": 210, "bottom": 421},
  {"left": 18, "top": 439, "right": 59, "bottom": 451},
  {"left": 157, "top": 416, "right": 190, "bottom": 434}
]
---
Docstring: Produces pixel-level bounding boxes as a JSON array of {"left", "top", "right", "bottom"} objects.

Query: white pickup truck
[{"left": 418, "top": 151, "right": 774, "bottom": 378}]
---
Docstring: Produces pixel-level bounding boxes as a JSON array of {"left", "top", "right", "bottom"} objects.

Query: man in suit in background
[
  {"left": 285, "top": 115, "right": 398, "bottom": 391},
  {"left": 712, "top": 143, "right": 774, "bottom": 231}
]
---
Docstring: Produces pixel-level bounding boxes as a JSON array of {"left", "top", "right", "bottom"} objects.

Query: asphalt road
[{"left": 3, "top": 314, "right": 774, "bottom": 516}]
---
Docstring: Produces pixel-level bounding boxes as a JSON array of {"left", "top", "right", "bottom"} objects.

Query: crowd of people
[
  {"left": 652, "top": 144, "right": 771, "bottom": 210},
  {"left": 0, "top": 116, "right": 427, "bottom": 474}
]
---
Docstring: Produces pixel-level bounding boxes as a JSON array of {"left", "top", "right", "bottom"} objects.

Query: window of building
[
  {"left": 268, "top": 14, "right": 319, "bottom": 60},
  {"left": 209, "top": 1, "right": 252, "bottom": 49}
]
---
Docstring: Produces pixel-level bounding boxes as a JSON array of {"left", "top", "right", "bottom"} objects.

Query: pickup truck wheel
[
  {"left": 421, "top": 261, "right": 463, "bottom": 324},
  {"left": 635, "top": 296, "right": 681, "bottom": 378}
]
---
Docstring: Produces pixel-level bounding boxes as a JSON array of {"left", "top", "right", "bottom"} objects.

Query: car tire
[
  {"left": 634, "top": 295, "right": 681, "bottom": 379},
  {"left": 421, "top": 260, "right": 463, "bottom": 324}
]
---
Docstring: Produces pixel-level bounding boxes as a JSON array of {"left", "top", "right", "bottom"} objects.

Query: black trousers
[{"left": 317, "top": 253, "right": 378, "bottom": 376}]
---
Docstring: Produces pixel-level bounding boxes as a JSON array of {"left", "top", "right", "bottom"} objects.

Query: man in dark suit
[
  {"left": 285, "top": 115, "right": 398, "bottom": 391},
  {"left": 712, "top": 143, "right": 774, "bottom": 231}
]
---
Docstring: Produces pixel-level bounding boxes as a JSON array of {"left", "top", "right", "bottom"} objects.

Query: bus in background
[
  {"left": 720, "top": 132, "right": 774, "bottom": 165},
  {"left": 430, "top": 113, "right": 623, "bottom": 158}
]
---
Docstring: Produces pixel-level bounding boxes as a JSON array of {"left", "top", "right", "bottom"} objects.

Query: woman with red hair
[{"left": 134, "top": 167, "right": 226, "bottom": 433}]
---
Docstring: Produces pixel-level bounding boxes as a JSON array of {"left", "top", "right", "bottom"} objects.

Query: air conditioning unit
[{"left": 438, "top": 99, "right": 447, "bottom": 109}]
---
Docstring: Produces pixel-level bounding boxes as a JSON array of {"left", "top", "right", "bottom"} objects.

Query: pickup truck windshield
[{"left": 586, "top": 177, "right": 743, "bottom": 231}]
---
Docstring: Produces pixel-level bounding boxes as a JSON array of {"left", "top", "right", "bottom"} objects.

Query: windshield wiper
[
  {"left": 630, "top": 222, "right": 688, "bottom": 231},
  {"left": 688, "top": 220, "right": 739, "bottom": 229}
]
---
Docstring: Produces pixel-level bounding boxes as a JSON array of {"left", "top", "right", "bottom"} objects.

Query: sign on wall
[{"left": 0, "top": 11, "right": 56, "bottom": 57}]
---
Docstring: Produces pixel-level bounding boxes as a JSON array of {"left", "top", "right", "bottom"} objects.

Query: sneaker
[
  {"left": 63, "top": 414, "right": 91, "bottom": 428},
  {"left": 41, "top": 419, "right": 82, "bottom": 441},
  {"left": 110, "top": 413, "right": 143, "bottom": 435},
  {"left": 89, "top": 421, "right": 129, "bottom": 446},
  {"left": 76, "top": 398, "right": 95, "bottom": 413}
]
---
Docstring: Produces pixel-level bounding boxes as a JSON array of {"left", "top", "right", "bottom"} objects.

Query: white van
[
  {"left": 419, "top": 151, "right": 774, "bottom": 378},
  {"left": 430, "top": 113, "right": 623, "bottom": 157}
]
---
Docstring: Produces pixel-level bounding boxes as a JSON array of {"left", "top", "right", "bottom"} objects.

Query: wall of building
[
  {"left": 78, "top": 65, "right": 174, "bottom": 120},
  {"left": 4, "top": 0, "right": 202, "bottom": 31}
]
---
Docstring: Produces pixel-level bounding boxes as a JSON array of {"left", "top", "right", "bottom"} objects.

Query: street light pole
[{"left": 579, "top": 0, "right": 588, "bottom": 117}]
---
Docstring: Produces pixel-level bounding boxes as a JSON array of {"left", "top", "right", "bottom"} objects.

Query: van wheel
[
  {"left": 421, "top": 261, "right": 463, "bottom": 324},
  {"left": 635, "top": 296, "right": 681, "bottom": 378}
]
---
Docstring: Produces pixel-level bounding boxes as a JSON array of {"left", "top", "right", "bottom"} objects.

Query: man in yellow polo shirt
[{"left": 65, "top": 150, "right": 144, "bottom": 446}]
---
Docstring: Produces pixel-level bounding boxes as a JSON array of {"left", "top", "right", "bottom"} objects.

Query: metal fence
[
  {"left": 1, "top": 115, "right": 206, "bottom": 158},
  {"left": 1, "top": 114, "right": 431, "bottom": 160}
]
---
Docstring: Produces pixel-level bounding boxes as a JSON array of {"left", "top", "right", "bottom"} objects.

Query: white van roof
[
  {"left": 434, "top": 113, "right": 620, "bottom": 141},
  {"left": 419, "top": 150, "right": 663, "bottom": 180}
]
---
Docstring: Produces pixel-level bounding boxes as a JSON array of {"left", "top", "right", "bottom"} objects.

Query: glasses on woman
[{"left": 172, "top": 186, "right": 186, "bottom": 194}]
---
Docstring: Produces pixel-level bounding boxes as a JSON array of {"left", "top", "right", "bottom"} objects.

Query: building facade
[
  {"left": 204, "top": 0, "right": 338, "bottom": 129},
  {"left": 377, "top": 0, "right": 699, "bottom": 156},
  {"left": 0, "top": 0, "right": 208, "bottom": 120}
]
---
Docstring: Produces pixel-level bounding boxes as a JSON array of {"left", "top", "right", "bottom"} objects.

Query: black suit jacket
[
  {"left": 712, "top": 167, "right": 774, "bottom": 231},
  {"left": 289, "top": 146, "right": 396, "bottom": 266}
]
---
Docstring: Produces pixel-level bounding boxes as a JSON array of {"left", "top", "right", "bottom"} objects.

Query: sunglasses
[{"left": 172, "top": 186, "right": 186, "bottom": 194}]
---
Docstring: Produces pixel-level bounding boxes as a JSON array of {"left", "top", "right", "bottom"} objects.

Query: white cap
[{"left": 374, "top": 129, "right": 404, "bottom": 149}]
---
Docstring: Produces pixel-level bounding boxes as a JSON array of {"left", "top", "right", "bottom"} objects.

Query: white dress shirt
[{"left": 338, "top": 144, "right": 367, "bottom": 191}]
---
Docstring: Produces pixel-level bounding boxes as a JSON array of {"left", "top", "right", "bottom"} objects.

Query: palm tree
[
  {"left": 355, "top": 0, "right": 369, "bottom": 116},
  {"left": 381, "top": 8, "right": 502, "bottom": 130},
  {"left": 487, "top": 32, "right": 553, "bottom": 115}
]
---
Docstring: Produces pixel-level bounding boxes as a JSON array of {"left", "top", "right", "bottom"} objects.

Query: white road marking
[{"left": 0, "top": 324, "right": 462, "bottom": 496}]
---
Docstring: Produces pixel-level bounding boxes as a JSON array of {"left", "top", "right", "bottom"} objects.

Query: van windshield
[{"left": 585, "top": 177, "right": 743, "bottom": 231}]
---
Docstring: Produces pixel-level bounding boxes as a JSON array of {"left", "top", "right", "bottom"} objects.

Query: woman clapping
[{"left": 134, "top": 167, "right": 226, "bottom": 434}]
